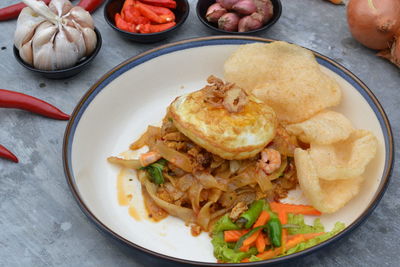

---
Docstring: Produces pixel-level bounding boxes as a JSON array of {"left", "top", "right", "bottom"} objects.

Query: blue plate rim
[{"left": 63, "top": 35, "right": 394, "bottom": 266}]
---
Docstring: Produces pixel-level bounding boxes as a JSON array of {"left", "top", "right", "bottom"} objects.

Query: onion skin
[
  {"left": 392, "top": 38, "right": 400, "bottom": 66},
  {"left": 218, "top": 12, "right": 240, "bottom": 31},
  {"left": 378, "top": 37, "right": 400, "bottom": 67},
  {"left": 216, "top": 0, "right": 240, "bottom": 9},
  {"left": 347, "top": 0, "right": 400, "bottom": 50},
  {"left": 232, "top": 0, "right": 257, "bottom": 15},
  {"left": 206, "top": 3, "right": 227, "bottom": 23},
  {"left": 238, "top": 14, "right": 263, "bottom": 32}
]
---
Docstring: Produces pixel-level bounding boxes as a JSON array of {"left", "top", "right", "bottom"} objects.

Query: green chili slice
[
  {"left": 236, "top": 200, "right": 264, "bottom": 229},
  {"left": 267, "top": 217, "right": 282, "bottom": 247}
]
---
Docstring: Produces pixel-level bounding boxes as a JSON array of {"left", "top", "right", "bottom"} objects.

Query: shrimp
[
  {"left": 139, "top": 151, "right": 161, "bottom": 167},
  {"left": 258, "top": 148, "right": 281, "bottom": 175}
]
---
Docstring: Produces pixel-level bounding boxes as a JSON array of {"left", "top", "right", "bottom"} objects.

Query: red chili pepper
[
  {"left": 122, "top": 0, "right": 136, "bottom": 11},
  {"left": 77, "top": 0, "right": 105, "bottom": 13},
  {"left": 123, "top": 6, "right": 150, "bottom": 25},
  {"left": 0, "top": 144, "right": 18, "bottom": 163},
  {"left": 138, "top": 3, "right": 175, "bottom": 22},
  {"left": 138, "top": 21, "right": 175, "bottom": 33},
  {"left": 115, "top": 13, "right": 132, "bottom": 31},
  {"left": 136, "top": 2, "right": 165, "bottom": 24},
  {"left": 0, "top": 89, "right": 70, "bottom": 120},
  {"left": 139, "top": 0, "right": 176, "bottom": 9},
  {"left": 0, "top": 0, "right": 51, "bottom": 21}
]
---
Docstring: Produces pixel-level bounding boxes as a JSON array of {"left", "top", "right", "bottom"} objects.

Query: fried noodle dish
[{"left": 109, "top": 75, "right": 299, "bottom": 234}]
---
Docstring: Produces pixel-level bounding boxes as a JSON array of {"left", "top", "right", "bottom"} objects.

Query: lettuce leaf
[
  {"left": 287, "top": 213, "right": 325, "bottom": 235},
  {"left": 211, "top": 232, "right": 258, "bottom": 263},
  {"left": 284, "top": 221, "right": 345, "bottom": 255}
]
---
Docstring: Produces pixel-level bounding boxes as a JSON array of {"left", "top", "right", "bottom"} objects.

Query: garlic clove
[
  {"left": 31, "top": 21, "right": 57, "bottom": 48},
  {"left": 19, "top": 40, "right": 34, "bottom": 66},
  {"left": 14, "top": 7, "right": 46, "bottom": 49},
  {"left": 31, "top": 22, "right": 58, "bottom": 70},
  {"left": 65, "top": 6, "right": 94, "bottom": 29},
  {"left": 49, "top": 0, "right": 73, "bottom": 17},
  {"left": 34, "top": 43, "right": 58, "bottom": 70},
  {"left": 53, "top": 28, "right": 81, "bottom": 69},
  {"left": 80, "top": 27, "right": 97, "bottom": 56},
  {"left": 23, "top": 0, "right": 59, "bottom": 24},
  {"left": 62, "top": 25, "right": 86, "bottom": 59}
]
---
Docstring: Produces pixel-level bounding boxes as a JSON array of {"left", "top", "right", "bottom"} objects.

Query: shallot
[
  {"left": 238, "top": 14, "right": 263, "bottom": 32},
  {"left": 347, "top": 0, "right": 400, "bottom": 50},
  {"left": 232, "top": 0, "right": 257, "bottom": 15},
  {"left": 206, "top": 3, "right": 227, "bottom": 23},
  {"left": 216, "top": 0, "right": 240, "bottom": 9},
  {"left": 218, "top": 12, "right": 240, "bottom": 31},
  {"left": 253, "top": 0, "right": 273, "bottom": 23}
]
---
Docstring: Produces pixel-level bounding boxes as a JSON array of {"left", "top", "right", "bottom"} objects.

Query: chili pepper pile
[
  {"left": 115, "top": 0, "right": 177, "bottom": 34},
  {"left": 0, "top": 0, "right": 104, "bottom": 21},
  {"left": 0, "top": 89, "right": 70, "bottom": 163}
]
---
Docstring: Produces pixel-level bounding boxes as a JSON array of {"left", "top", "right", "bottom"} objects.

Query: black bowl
[
  {"left": 104, "top": 0, "right": 189, "bottom": 43},
  {"left": 196, "top": 0, "right": 282, "bottom": 34},
  {"left": 13, "top": 28, "right": 102, "bottom": 80}
]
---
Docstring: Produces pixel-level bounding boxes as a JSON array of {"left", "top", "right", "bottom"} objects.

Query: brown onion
[
  {"left": 347, "top": 0, "right": 400, "bottom": 50},
  {"left": 378, "top": 37, "right": 400, "bottom": 66},
  {"left": 206, "top": 3, "right": 227, "bottom": 23},
  {"left": 218, "top": 12, "right": 240, "bottom": 31}
]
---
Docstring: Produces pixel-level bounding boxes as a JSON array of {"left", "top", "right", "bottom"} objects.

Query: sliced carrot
[
  {"left": 265, "top": 236, "right": 270, "bottom": 246},
  {"left": 241, "top": 258, "right": 250, "bottom": 263},
  {"left": 253, "top": 210, "right": 270, "bottom": 228},
  {"left": 242, "top": 230, "right": 261, "bottom": 247},
  {"left": 278, "top": 211, "right": 287, "bottom": 225},
  {"left": 288, "top": 232, "right": 325, "bottom": 241},
  {"left": 223, "top": 230, "right": 249, "bottom": 243},
  {"left": 270, "top": 202, "right": 322, "bottom": 216},
  {"left": 256, "top": 232, "right": 324, "bottom": 260},
  {"left": 239, "top": 245, "right": 250, "bottom": 252},
  {"left": 256, "top": 247, "right": 283, "bottom": 260},
  {"left": 281, "top": 229, "right": 288, "bottom": 253},
  {"left": 255, "top": 233, "right": 266, "bottom": 253}
]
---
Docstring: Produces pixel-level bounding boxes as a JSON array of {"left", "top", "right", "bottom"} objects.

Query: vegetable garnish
[
  {"left": 140, "top": 158, "right": 167, "bottom": 185},
  {"left": 211, "top": 200, "right": 345, "bottom": 263},
  {"left": 270, "top": 202, "right": 322, "bottom": 216},
  {"left": 0, "top": 144, "right": 19, "bottom": 163},
  {"left": 235, "top": 200, "right": 264, "bottom": 229}
]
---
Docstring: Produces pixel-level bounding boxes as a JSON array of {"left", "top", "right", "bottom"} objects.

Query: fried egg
[{"left": 168, "top": 87, "right": 277, "bottom": 160}]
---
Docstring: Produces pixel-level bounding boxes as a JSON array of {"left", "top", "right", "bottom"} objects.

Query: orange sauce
[
  {"left": 117, "top": 168, "right": 141, "bottom": 221},
  {"left": 128, "top": 205, "right": 141, "bottom": 221},
  {"left": 117, "top": 169, "right": 129, "bottom": 206}
]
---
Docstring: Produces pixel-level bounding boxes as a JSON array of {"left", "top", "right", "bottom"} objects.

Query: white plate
[{"left": 63, "top": 36, "right": 393, "bottom": 265}]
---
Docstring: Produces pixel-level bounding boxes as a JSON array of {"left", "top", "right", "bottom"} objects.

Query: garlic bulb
[{"left": 14, "top": 0, "right": 97, "bottom": 71}]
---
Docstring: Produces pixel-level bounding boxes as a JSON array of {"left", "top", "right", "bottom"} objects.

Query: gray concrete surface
[{"left": 0, "top": 0, "right": 399, "bottom": 266}]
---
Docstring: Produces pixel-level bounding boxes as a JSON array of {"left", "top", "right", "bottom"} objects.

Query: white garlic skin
[{"left": 14, "top": 0, "right": 97, "bottom": 71}]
